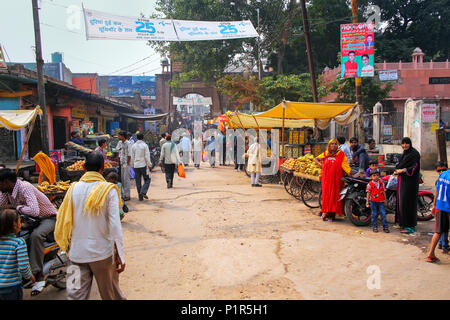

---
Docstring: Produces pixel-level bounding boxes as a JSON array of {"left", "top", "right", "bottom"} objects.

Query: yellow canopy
[
  {"left": 0, "top": 106, "right": 42, "bottom": 130},
  {"left": 226, "top": 111, "right": 314, "bottom": 129},
  {"left": 255, "top": 101, "right": 358, "bottom": 120}
]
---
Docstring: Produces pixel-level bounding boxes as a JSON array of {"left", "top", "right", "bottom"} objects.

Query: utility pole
[
  {"left": 167, "top": 57, "right": 173, "bottom": 133},
  {"left": 352, "top": 0, "right": 363, "bottom": 142},
  {"left": 299, "top": 0, "right": 318, "bottom": 103},
  {"left": 257, "top": 7, "right": 261, "bottom": 80},
  {"left": 32, "top": 0, "right": 49, "bottom": 154}
]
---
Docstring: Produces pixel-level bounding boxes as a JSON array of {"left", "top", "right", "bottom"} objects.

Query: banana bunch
[
  {"left": 37, "top": 181, "right": 71, "bottom": 193},
  {"left": 295, "top": 154, "right": 322, "bottom": 177}
]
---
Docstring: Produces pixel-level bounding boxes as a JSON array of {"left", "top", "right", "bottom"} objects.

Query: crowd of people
[{"left": 0, "top": 129, "right": 449, "bottom": 301}]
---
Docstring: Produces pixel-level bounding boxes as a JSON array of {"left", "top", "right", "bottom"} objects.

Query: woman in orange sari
[{"left": 314, "top": 139, "right": 351, "bottom": 221}]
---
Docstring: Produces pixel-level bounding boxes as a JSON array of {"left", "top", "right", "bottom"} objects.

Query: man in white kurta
[{"left": 66, "top": 153, "right": 126, "bottom": 300}]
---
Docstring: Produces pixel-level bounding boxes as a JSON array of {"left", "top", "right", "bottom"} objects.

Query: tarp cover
[
  {"left": 226, "top": 111, "right": 314, "bottom": 129},
  {"left": 0, "top": 106, "right": 42, "bottom": 130},
  {"left": 255, "top": 101, "right": 358, "bottom": 120}
]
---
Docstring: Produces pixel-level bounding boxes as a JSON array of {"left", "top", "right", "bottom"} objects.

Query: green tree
[
  {"left": 359, "top": 0, "right": 450, "bottom": 61},
  {"left": 329, "top": 76, "right": 393, "bottom": 110}
]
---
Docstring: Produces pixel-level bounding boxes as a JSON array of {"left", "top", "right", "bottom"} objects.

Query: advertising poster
[
  {"left": 422, "top": 103, "right": 437, "bottom": 123},
  {"left": 0, "top": 44, "right": 6, "bottom": 69},
  {"left": 340, "top": 22, "right": 375, "bottom": 78},
  {"left": 107, "top": 76, "right": 156, "bottom": 99}
]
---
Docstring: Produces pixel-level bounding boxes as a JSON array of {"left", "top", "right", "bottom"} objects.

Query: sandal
[
  {"left": 426, "top": 256, "right": 440, "bottom": 263},
  {"left": 30, "top": 280, "right": 46, "bottom": 296},
  {"left": 373, "top": 227, "right": 378, "bottom": 233},
  {"left": 383, "top": 228, "right": 390, "bottom": 233},
  {"left": 321, "top": 213, "right": 328, "bottom": 221}
]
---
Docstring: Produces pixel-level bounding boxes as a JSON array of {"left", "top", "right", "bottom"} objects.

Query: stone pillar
[
  {"left": 403, "top": 98, "right": 438, "bottom": 169},
  {"left": 330, "top": 120, "right": 336, "bottom": 139},
  {"left": 373, "top": 102, "right": 382, "bottom": 144}
]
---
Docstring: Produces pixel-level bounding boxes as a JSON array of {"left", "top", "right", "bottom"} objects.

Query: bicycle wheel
[
  {"left": 289, "top": 177, "right": 303, "bottom": 200},
  {"left": 283, "top": 173, "right": 294, "bottom": 195},
  {"left": 301, "top": 180, "right": 322, "bottom": 208}
]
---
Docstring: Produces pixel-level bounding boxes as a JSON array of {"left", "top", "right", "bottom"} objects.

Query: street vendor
[
  {"left": 0, "top": 169, "right": 57, "bottom": 296},
  {"left": 70, "top": 131, "right": 84, "bottom": 145},
  {"left": 313, "top": 139, "right": 351, "bottom": 221}
]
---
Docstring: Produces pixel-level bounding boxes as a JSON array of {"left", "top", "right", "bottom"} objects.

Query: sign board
[
  {"left": 107, "top": 76, "right": 156, "bottom": 99},
  {"left": 340, "top": 22, "right": 375, "bottom": 78},
  {"left": 0, "top": 44, "right": 6, "bottom": 69},
  {"left": 382, "top": 125, "right": 393, "bottom": 136},
  {"left": 173, "top": 97, "right": 212, "bottom": 105},
  {"left": 379, "top": 70, "right": 398, "bottom": 81},
  {"left": 71, "top": 106, "right": 87, "bottom": 119},
  {"left": 429, "top": 77, "right": 450, "bottom": 85},
  {"left": 83, "top": 8, "right": 258, "bottom": 41},
  {"left": 422, "top": 103, "right": 437, "bottom": 123}
]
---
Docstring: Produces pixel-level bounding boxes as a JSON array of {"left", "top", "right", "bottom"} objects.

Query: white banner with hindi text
[{"left": 83, "top": 8, "right": 258, "bottom": 41}]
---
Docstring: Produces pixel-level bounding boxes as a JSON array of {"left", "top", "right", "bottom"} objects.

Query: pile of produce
[
  {"left": 37, "top": 181, "right": 71, "bottom": 193},
  {"left": 297, "top": 154, "right": 322, "bottom": 177},
  {"left": 281, "top": 158, "right": 299, "bottom": 171},
  {"left": 66, "top": 160, "right": 116, "bottom": 171},
  {"left": 66, "top": 160, "right": 85, "bottom": 171}
]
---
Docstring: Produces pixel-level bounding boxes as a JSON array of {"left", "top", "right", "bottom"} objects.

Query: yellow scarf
[{"left": 54, "top": 171, "right": 122, "bottom": 252}]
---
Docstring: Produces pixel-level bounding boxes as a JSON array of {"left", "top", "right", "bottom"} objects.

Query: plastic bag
[
  {"left": 386, "top": 174, "right": 398, "bottom": 189},
  {"left": 177, "top": 164, "right": 186, "bottom": 178},
  {"left": 202, "top": 152, "right": 208, "bottom": 162},
  {"left": 129, "top": 167, "right": 135, "bottom": 179}
]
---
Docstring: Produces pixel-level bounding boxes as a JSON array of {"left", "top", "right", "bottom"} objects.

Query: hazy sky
[{"left": 0, "top": 0, "right": 164, "bottom": 76}]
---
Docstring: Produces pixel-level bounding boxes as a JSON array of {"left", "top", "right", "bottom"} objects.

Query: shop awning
[
  {"left": 255, "top": 101, "right": 358, "bottom": 120},
  {"left": 120, "top": 113, "right": 168, "bottom": 121},
  {"left": 0, "top": 106, "right": 42, "bottom": 130},
  {"left": 226, "top": 111, "right": 314, "bottom": 129}
]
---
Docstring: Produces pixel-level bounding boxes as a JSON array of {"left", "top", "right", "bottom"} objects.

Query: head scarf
[
  {"left": 325, "top": 138, "right": 339, "bottom": 156},
  {"left": 396, "top": 137, "right": 420, "bottom": 169}
]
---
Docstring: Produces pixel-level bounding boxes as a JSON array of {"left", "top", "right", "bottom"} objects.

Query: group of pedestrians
[{"left": 117, "top": 131, "right": 152, "bottom": 201}]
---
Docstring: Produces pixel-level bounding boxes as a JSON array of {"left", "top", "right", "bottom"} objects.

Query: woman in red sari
[{"left": 314, "top": 139, "right": 351, "bottom": 221}]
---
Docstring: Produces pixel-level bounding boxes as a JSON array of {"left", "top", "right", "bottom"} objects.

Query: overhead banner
[
  {"left": 173, "top": 97, "right": 212, "bottom": 105},
  {"left": 0, "top": 44, "right": 6, "bottom": 69},
  {"left": 173, "top": 20, "right": 258, "bottom": 41},
  {"left": 83, "top": 8, "right": 258, "bottom": 41},
  {"left": 83, "top": 8, "right": 178, "bottom": 41},
  {"left": 340, "top": 22, "right": 375, "bottom": 78}
]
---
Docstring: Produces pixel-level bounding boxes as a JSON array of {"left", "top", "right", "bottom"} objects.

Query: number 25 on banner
[
  {"left": 219, "top": 24, "right": 238, "bottom": 34},
  {"left": 135, "top": 21, "right": 156, "bottom": 34}
]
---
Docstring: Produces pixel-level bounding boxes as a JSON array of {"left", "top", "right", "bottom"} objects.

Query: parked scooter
[
  {"left": 19, "top": 214, "right": 67, "bottom": 291},
  {"left": 339, "top": 174, "right": 434, "bottom": 226}
]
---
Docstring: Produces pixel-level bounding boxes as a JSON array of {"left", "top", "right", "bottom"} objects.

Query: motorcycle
[
  {"left": 339, "top": 174, "right": 434, "bottom": 226},
  {"left": 19, "top": 214, "right": 68, "bottom": 291},
  {"left": 150, "top": 147, "right": 160, "bottom": 170}
]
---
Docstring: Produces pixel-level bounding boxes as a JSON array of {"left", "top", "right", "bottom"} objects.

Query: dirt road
[{"left": 27, "top": 165, "right": 450, "bottom": 300}]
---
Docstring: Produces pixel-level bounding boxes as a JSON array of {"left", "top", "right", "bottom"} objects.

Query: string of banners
[{"left": 83, "top": 8, "right": 258, "bottom": 41}]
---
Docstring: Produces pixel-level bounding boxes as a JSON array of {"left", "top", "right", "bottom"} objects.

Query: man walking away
[
  {"left": 118, "top": 131, "right": 131, "bottom": 201},
  {"left": 179, "top": 134, "right": 191, "bottom": 166},
  {"left": 55, "top": 152, "right": 126, "bottom": 300},
  {"left": 160, "top": 134, "right": 182, "bottom": 188},
  {"left": 206, "top": 136, "right": 216, "bottom": 168},
  {"left": 131, "top": 134, "right": 152, "bottom": 201},
  {"left": 193, "top": 134, "right": 203, "bottom": 169}
]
